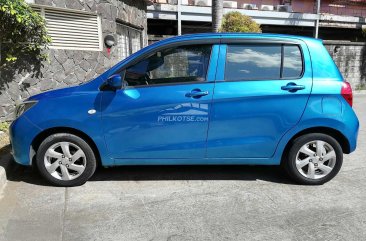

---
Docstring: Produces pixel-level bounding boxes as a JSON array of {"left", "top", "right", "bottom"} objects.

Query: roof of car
[
  {"left": 104, "top": 32, "right": 321, "bottom": 79},
  {"left": 157, "top": 32, "right": 321, "bottom": 45}
]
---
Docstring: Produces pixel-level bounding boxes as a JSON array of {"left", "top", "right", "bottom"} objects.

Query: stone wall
[
  {"left": 0, "top": 0, "right": 148, "bottom": 121},
  {"left": 324, "top": 41, "right": 366, "bottom": 90}
]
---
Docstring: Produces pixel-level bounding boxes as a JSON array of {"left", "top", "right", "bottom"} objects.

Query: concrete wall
[
  {"left": 324, "top": 41, "right": 366, "bottom": 90},
  {"left": 0, "top": 0, "right": 148, "bottom": 121}
]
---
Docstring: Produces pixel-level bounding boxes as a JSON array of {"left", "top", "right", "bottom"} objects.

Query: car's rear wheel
[
  {"left": 284, "top": 133, "right": 343, "bottom": 185},
  {"left": 36, "top": 133, "right": 96, "bottom": 187}
]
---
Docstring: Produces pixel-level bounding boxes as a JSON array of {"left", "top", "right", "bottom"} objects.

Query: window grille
[
  {"left": 116, "top": 23, "right": 143, "bottom": 60},
  {"left": 32, "top": 6, "right": 102, "bottom": 51}
]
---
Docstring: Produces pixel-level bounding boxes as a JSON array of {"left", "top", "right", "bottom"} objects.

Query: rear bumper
[
  {"left": 340, "top": 99, "right": 359, "bottom": 154},
  {"left": 346, "top": 112, "right": 359, "bottom": 153},
  {"left": 9, "top": 115, "right": 42, "bottom": 166}
]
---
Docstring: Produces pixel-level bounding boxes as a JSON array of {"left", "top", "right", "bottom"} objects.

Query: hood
[
  {"left": 27, "top": 85, "right": 83, "bottom": 101},
  {"left": 27, "top": 74, "right": 105, "bottom": 102}
]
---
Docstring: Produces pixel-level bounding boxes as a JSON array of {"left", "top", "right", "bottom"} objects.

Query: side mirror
[{"left": 100, "top": 74, "right": 122, "bottom": 91}]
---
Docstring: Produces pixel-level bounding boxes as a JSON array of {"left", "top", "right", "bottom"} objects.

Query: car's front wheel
[
  {"left": 36, "top": 133, "right": 97, "bottom": 186},
  {"left": 284, "top": 133, "right": 343, "bottom": 185}
]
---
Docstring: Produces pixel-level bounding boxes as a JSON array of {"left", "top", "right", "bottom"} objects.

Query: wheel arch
[
  {"left": 281, "top": 126, "right": 350, "bottom": 164},
  {"left": 31, "top": 127, "right": 102, "bottom": 167}
]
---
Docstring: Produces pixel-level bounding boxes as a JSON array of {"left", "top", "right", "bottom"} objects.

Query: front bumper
[{"left": 9, "top": 115, "right": 42, "bottom": 166}]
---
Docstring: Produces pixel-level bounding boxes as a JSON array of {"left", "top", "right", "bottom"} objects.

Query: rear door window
[
  {"left": 225, "top": 44, "right": 303, "bottom": 81},
  {"left": 225, "top": 45, "right": 281, "bottom": 81}
]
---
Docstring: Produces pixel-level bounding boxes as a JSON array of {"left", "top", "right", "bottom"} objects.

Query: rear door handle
[
  {"left": 281, "top": 82, "right": 305, "bottom": 92},
  {"left": 185, "top": 89, "right": 209, "bottom": 98}
]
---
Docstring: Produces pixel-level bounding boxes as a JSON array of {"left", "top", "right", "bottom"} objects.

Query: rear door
[{"left": 207, "top": 40, "right": 312, "bottom": 158}]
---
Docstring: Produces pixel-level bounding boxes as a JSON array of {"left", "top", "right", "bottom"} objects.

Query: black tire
[
  {"left": 284, "top": 133, "right": 343, "bottom": 185},
  {"left": 36, "top": 133, "right": 97, "bottom": 187}
]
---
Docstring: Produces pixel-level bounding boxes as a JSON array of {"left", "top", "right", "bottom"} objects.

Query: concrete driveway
[{"left": 0, "top": 96, "right": 365, "bottom": 241}]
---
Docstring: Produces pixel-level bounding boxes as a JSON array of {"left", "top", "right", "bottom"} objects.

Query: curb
[
  {"left": 0, "top": 151, "right": 12, "bottom": 193},
  {"left": 0, "top": 167, "right": 6, "bottom": 192},
  {"left": 354, "top": 90, "right": 366, "bottom": 95}
]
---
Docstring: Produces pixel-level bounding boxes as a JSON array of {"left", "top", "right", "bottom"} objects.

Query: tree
[
  {"left": 212, "top": 0, "right": 223, "bottom": 33},
  {"left": 220, "top": 11, "right": 262, "bottom": 33},
  {"left": 0, "top": 0, "right": 51, "bottom": 69}
]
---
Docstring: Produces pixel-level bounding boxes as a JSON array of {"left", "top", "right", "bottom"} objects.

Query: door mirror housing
[{"left": 100, "top": 74, "right": 123, "bottom": 91}]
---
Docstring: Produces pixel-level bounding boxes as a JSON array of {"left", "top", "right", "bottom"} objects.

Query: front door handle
[
  {"left": 281, "top": 82, "right": 305, "bottom": 92},
  {"left": 185, "top": 89, "right": 209, "bottom": 98}
]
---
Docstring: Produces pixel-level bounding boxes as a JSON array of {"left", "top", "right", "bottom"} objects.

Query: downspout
[
  {"left": 177, "top": 0, "right": 182, "bottom": 35},
  {"left": 315, "top": 0, "right": 321, "bottom": 38}
]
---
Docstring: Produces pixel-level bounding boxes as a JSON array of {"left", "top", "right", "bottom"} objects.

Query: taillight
[{"left": 341, "top": 81, "right": 353, "bottom": 107}]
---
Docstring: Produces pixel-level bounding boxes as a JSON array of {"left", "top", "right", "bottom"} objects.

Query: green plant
[
  {"left": 0, "top": 0, "right": 51, "bottom": 67},
  {"left": 0, "top": 122, "right": 10, "bottom": 133},
  {"left": 220, "top": 11, "right": 262, "bottom": 33},
  {"left": 356, "top": 83, "right": 366, "bottom": 91}
]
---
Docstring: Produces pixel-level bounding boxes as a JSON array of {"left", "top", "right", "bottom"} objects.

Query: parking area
[{"left": 0, "top": 95, "right": 365, "bottom": 241}]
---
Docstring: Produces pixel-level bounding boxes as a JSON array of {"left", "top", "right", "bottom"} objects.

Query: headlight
[{"left": 15, "top": 100, "right": 38, "bottom": 118}]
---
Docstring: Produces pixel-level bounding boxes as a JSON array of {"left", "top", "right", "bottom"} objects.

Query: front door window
[{"left": 123, "top": 45, "right": 212, "bottom": 87}]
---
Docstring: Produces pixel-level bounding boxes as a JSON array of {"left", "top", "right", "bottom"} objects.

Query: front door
[
  {"left": 207, "top": 42, "right": 313, "bottom": 158},
  {"left": 102, "top": 44, "right": 216, "bottom": 162}
]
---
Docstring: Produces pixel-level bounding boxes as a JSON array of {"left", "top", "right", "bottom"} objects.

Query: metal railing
[{"left": 152, "top": 0, "right": 366, "bottom": 17}]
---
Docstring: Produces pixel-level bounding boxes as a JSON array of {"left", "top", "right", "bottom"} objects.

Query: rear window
[
  {"left": 283, "top": 45, "right": 303, "bottom": 78},
  {"left": 225, "top": 44, "right": 303, "bottom": 81}
]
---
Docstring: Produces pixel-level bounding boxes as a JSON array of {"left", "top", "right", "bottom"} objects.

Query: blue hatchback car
[{"left": 10, "top": 33, "right": 359, "bottom": 186}]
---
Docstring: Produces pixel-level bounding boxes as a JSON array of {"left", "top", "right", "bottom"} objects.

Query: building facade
[
  {"left": 147, "top": 0, "right": 366, "bottom": 89},
  {"left": 148, "top": 0, "right": 366, "bottom": 39},
  {"left": 0, "top": 0, "right": 150, "bottom": 121}
]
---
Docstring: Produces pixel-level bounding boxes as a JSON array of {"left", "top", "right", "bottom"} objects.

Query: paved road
[{"left": 0, "top": 96, "right": 365, "bottom": 241}]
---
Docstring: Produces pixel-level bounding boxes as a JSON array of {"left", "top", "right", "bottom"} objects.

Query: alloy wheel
[
  {"left": 295, "top": 140, "right": 337, "bottom": 180},
  {"left": 44, "top": 141, "right": 87, "bottom": 181}
]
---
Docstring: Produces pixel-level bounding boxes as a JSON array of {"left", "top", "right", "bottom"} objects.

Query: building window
[
  {"left": 32, "top": 6, "right": 102, "bottom": 51},
  {"left": 116, "top": 23, "right": 143, "bottom": 60}
]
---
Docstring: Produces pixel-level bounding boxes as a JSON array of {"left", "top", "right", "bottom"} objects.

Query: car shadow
[
  {"left": 0, "top": 143, "right": 12, "bottom": 171},
  {"left": 89, "top": 165, "right": 295, "bottom": 184},
  {"left": 4, "top": 163, "right": 296, "bottom": 187},
  {"left": 1, "top": 142, "right": 295, "bottom": 186}
]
